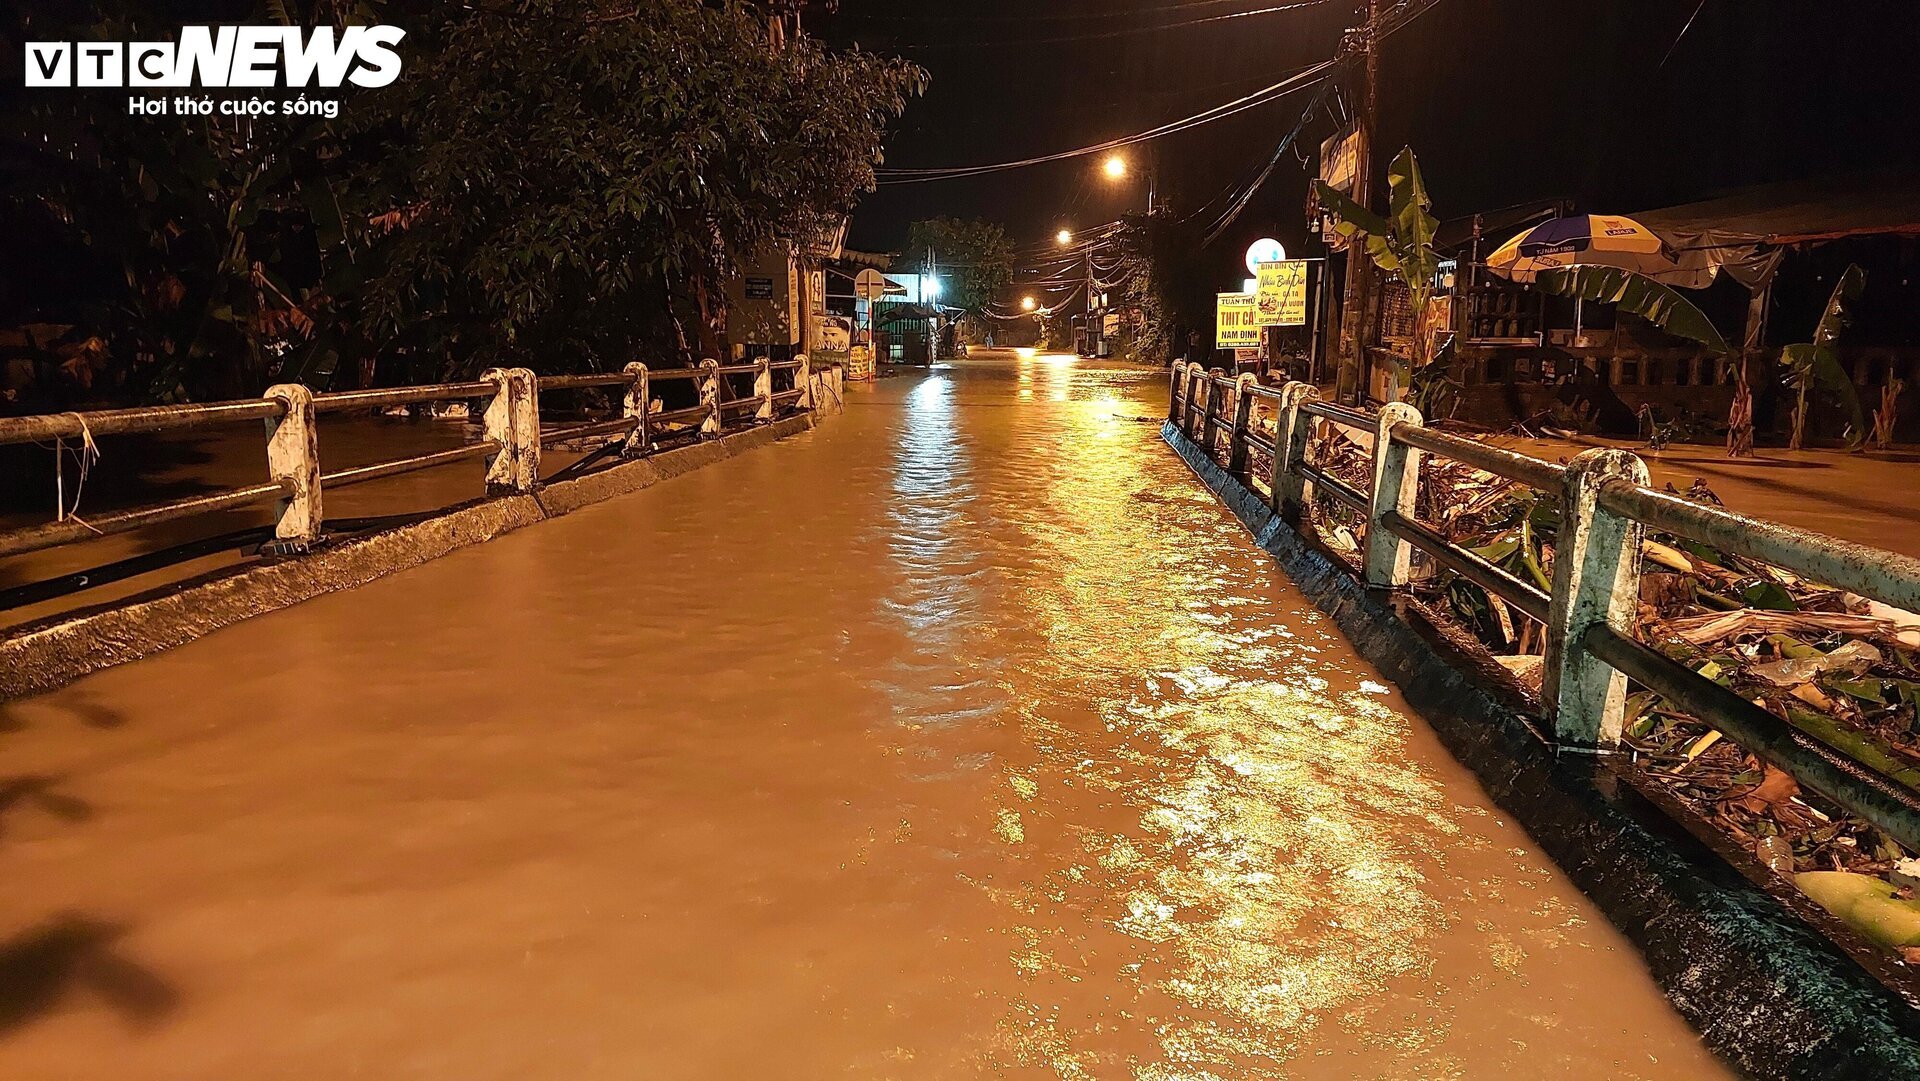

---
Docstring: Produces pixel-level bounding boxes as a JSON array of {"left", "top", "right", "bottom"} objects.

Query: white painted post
[
  {"left": 1274, "top": 381, "right": 1318, "bottom": 520},
  {"left": 698, "top": 358, "right": 722, "bottom": 438},
  {"left": 753, "top": 356, "right": 773, "bottom": 421},
  {"left": 1169, "top": 362, "right": 1188, "bottom": 424},
  {"left": 829, "top": 362, "right": 844, "bottom": 413},
  {"left": 262, "top": 383, "right": 321, "bottom": 549},
  {"left": 482, "top": 366, "right": 541, "bottom": 492},
  {"left": 1363, "top": 402, "right": 1423, "bottom": 588},
  {"left": 1228, "top": 372, "right": 1257, "bottom": 477},
  {"left": 1542, "top": 448, "right": 1650, "bottom": 746},
  {"left": 794, "top": 353, "right": 813, "bottom": 410},
  {"left": 621, "top": 361, "right": 651, "bottom": 456}
]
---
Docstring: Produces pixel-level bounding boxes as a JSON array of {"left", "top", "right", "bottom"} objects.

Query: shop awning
[{"left": 1632, "top": 172, "right": 1920, "bottom": 289}]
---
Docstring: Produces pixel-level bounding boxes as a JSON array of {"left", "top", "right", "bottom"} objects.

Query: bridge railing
[
  {"left": 1167, "top": 361, "right": 1920, "bottom": 853},
  {"left": 0, "top": 356, "right": 827, "bottom": 562}
]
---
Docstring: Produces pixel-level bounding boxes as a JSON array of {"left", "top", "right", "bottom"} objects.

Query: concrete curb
[
  {"left": 1162, "top": 420, "right": 1920, "bottom": 1080},
  {"left": 0, "top": 414, "right": 817, "bottom": 701}
]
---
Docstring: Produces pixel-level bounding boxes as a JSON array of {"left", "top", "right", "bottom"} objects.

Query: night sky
[{"left": 812, "top": 0, "right": 1920, "bottom": 289}]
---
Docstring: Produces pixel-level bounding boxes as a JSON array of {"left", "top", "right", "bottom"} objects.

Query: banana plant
[
  {"left": 1778, "top": 264, "right": 1867, "bottom": 450},
  {"left": 1313, "top": 147, "right": 1443, "bottom": 381}
]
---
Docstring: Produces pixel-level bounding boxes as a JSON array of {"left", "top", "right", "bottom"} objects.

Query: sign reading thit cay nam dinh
[{"left": 1215, "top": 292, "right": 1260, "bottom": 349}]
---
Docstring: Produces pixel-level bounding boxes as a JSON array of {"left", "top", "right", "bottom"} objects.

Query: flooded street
[{"left": 0, "top": 351, "right": 1728, "bottom": 1078}]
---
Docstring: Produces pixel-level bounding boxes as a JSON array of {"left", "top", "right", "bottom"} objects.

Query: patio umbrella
[{"left": 1487, "top": 214, "right": 1710, "bottom": 287}]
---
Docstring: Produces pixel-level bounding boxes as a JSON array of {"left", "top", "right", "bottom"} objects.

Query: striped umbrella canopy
[{"left": 1487, "top": 214, "right": 1706, "bottom": 286}]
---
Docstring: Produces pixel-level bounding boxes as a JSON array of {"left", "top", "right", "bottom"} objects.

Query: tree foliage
[
  {"left": 0, "top": 0, "right": 923, "bottom": 406},
  {"left": 904, "top": 217, "right": 1013, "bottom": 315}
]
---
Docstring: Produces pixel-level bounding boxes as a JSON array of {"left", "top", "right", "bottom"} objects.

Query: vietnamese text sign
[
  {"left": 1215, "top": 292, "right": 1260, "bottom": 349},
  {"left": 1255, "top": 260, "right": 1309, "bottom": 327}
]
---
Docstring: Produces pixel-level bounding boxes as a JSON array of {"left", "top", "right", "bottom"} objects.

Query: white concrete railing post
[
  {"left": 754, "top": 356, "right": 773, "bottom": 422},
  {"left": 698, "top": 358, "right": 722, "bottom": 438},
  {"left": 1168, "top": 362, "right": 1188, "bottom": 425},
  {"left": 1363, "top": 402, "right": 1423, "bottom": 589},
  {"left": 794, "top": 353, "right": 813, "bottom": 410},
  {"left": 262, "top": 383, "right": 321, "bottom": 549},
  {"left": 1543, "top": 448, "right": 1650, "bottom": 747},
  {"left": 621, "top": 361, "right": 651, "bottom": 457},
  {"left": 482, "top": 366, "right": 541, "bottom": 493},
  {"left": 1273, "top": 381, "right": 1318, "bottom": 520},
  {"left": 1227, "top": 372, "right": 1257, "bottom": 477}
]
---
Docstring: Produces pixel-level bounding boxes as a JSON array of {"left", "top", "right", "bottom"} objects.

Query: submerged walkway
[{"left": 0, "top": 351, "right": 1728, "bottom": 1078}]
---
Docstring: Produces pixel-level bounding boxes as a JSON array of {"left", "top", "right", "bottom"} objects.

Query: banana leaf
[
  {"left": 1779, "top": 265, "right": 1868, "bottom": 447},
  {"left": 1385, "top": 148, "right": 1439, "bottom": 295},
  {"left": 1535, "top": 266, "right": 1730, "bottom": 355}
]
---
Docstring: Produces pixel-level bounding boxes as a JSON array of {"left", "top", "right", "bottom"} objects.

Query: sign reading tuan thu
[{"left": 1215, "top": 292, "right": 1260, "bottom": 350}]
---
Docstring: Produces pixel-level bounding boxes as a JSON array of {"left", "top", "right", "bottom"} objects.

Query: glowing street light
[
  {"left": 1103, "top": 154, "right": 1128, "bottom": 180},
  {"left": 1056, "top": 228, "right": 1073, "bottom": 246},
  {"left": 1021, "top": 296, "right": 1038, "bottom": 311}
]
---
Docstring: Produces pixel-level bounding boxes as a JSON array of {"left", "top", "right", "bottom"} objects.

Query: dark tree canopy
[
  {"left": 0, "top": 0, "right": 923, "bottom": 406},
  {"left": 904, "top": 217, "right": 1014, "bottom": 315}
]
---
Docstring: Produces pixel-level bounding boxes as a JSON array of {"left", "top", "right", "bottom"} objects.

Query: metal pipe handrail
[
  {"left": 537, "top": 373, "right": 633, "bottom": 391},
  {"left": 1381, "top": 510, "right": 1551, "bottom": 623},
  {"left": 0, "top": 399, "right": 285, "bottom": 445},
  {"left": 0, "top": 480, "right": 293, "bottom": 559},
  {"left": 1586, "top": 625, "right": 1920, "bottom": 852},
  {"left": 720, "top": 396, "right": 770, "bottom": 412},
  {"left": 540, "top": 417, "right": 638, "bottom": 446},
  {"left": 1598, "top": 479, "right": 1920, "bottom": 611},
  {"left": 769, "top": 360, "right": 803, "bottom": 371},
  {"left": 1300, "top": 400, "right": 1373, "bottom": 430},
  {"left": 647, "top": 368, "right": 701, "bottom": 382},
  {"left": 311, "top": 382, "right": 494, "bottom": 414},
  {"left": 321, "top": 442, "right": 500, "bottom": 490},
  {"left": 771, "top": 388, "right": 805, "bottom": 402},
  {"left": 1388, "top": 422, "right": 1568, "bottom": 497},
  {"left": 652, "top": 405, "right": 709, "bottom": 424},
  {"left": 716, "top": 363, "right": 760, "bottom": 376},
  {"left": 1298, "top": 462, "right": 1368, "bottom": 514}
]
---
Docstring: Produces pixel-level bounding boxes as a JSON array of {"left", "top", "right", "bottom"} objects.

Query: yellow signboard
[
  {"left": 1255, "top": 260, "right": 1309, "bottom": 327},
  {"left": 1215, "top": 292, "right": 1260, "bottom": 349}
]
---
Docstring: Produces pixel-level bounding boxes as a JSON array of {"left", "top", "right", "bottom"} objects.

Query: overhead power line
[
  {"left": 873, "top": 0, "right": 1340, "bottom": 50},
  {"left": 875, "top": 60, "right": 1336, "bottom": 184},
  {"left": 836, "top": 0, "right": 1326, "bottom": 25}
]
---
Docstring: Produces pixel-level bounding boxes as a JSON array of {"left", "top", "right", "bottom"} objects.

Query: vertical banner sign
[
  {"left": 1215, "top": 292, "right": 1260, "bottom": 349},
  {"left": 1255, "top": 260, "right": 1310, "bottom": 327}
]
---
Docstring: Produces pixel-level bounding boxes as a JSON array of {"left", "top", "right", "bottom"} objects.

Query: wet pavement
[{"left": 0, "top": 350, "right": 1730, "bottom": 1078}]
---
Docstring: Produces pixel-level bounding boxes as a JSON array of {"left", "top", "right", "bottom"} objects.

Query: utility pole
[{"left": 1333, "top": 0, "right": 1382, "bottom": 404}]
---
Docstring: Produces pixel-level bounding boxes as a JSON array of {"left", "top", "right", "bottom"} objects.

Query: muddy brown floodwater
[{"left": 0, "top": 350, "right": 1732, "bottom": 1079}]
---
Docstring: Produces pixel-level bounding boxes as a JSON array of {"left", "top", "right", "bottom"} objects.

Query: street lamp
[
  {"left": 1103, "top": 154, "right": 1127, "bottom": 180},
  {"left": 1021, "top": 295, "right": 1037, "bottom": 311},
  {"left": 1056, "top": 228, "right": 1073, "bottom": 247}
]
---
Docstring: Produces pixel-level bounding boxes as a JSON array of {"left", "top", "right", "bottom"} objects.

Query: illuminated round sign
[{"left": 1244, "top": 237, "right": 1288, "bottom": 276}]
